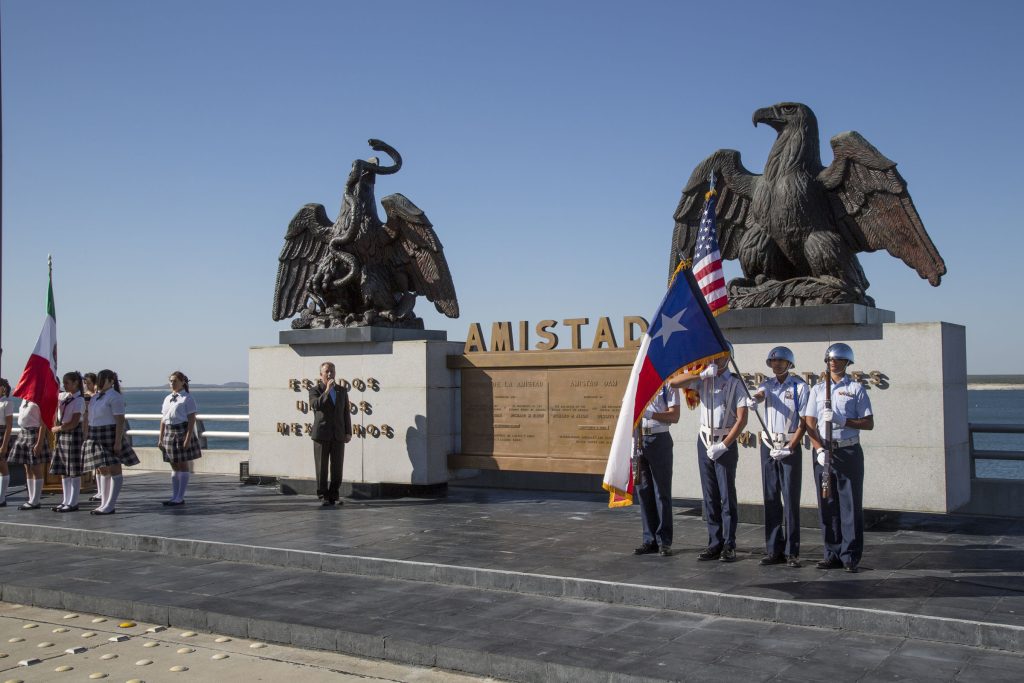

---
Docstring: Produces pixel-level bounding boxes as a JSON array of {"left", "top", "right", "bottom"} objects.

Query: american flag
[{"left": 693, "top": 188, "right": 729, "bottom": 316}]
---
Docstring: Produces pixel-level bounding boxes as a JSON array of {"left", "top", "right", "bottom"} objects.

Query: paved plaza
[{"left": 1, "top": 473, "right": 1023, "bottom": 681}]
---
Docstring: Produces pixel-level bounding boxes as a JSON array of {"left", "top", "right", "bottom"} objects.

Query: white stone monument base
[
  {"left": 670, "top": 306, "right": 969, "bottom": 515},
  {"left": 248, "top": 329, "right": 462, "bottom": 494}
]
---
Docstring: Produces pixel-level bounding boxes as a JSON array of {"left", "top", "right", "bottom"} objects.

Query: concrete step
[
  {"left": 3, "top": 537, "right": 1023, "bottom": 683},
  {"left": 1, "top": 519, "right": 1021, "bottom": 653}
]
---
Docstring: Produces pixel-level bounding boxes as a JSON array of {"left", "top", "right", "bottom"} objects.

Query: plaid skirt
[
  {"left": 161, "top": 422, "right": 202, "bottom": 463},
  {"left": 6, "top": 427, "right": 53, "bottom": 465},
  {"left": 82, "top": 423, "right": 140, "bottom": 469},
  {"left": 50, "top": 425, "right": 86, "bottom": 476}
]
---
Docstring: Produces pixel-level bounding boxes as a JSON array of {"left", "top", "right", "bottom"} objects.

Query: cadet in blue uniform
[
  {"left": 751, "top": 347, "right": 808, "bottom": 567},
  {"left": 804, "top": 343, "right": 874, "bottom": 573},
  {"left": 673, "top": 349, "right": 748, "bottom": 562},
  {"left": 632, "top": 383, "right": 681, "bottom": 557}
]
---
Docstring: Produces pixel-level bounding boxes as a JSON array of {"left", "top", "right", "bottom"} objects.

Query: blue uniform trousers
[
  {"left": 697, "top": 437, "right": 739, "bottom": 550},
  {"left": 636, "top": 432, "right": 674, "bottom": 547},
  {"left": 760, "top": 443, "right": 802, "bottom": 557},
  {"left": 813, "top": 443, "right": 864, "bottom": 566}
]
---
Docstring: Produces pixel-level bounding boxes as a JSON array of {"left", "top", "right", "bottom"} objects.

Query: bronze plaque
[{"left": 457, "top": 352, "right": 633, "bottom": 473}]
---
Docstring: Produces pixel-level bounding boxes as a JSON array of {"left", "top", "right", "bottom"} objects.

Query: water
[
  {"left": 967, "top": 387, "right": 1024, "bottom": 479},
  {"left": 120, "top": 388, "right": 249, "bottom": 450}
]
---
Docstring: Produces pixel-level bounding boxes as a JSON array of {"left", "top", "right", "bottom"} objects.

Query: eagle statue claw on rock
[
  {"left": 669, "top": 102, "right": 946, "bottom": 308},
  {"left": 273, "top": 140, "right": 459, "bottom": 329}
]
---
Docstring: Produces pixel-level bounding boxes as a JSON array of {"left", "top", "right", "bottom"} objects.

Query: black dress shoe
[
  {"left": 52, "top": 505, "right": 67, "bottom": 512},
  {"left": 720, "top": 548, "right": 737, "bottom": 563},
  {"left": 697, "top": 547, "right": 722, "bottom": 561},
  {"left": 58, "top": 505, "right": 79, "bottom": 513},
  {"left": 759, "top": 554, "right": 786, "bottom": 566},
  {"left": 787, "top": 556, "right": 802, "bottom": 568},
  {"left": 163, "top": 500, "right": 185, "bottom": 507},
  {"left": 321, "top": 500, "right": 334, "bottom": 507},
  {"left": 0, "top": 501, "right": 6, "bottom": 507},
  {"left": 19, "top": 503, "right": 41, "bottom": 510},
  {"left": 844, "top": 563, "right": 859, "bottom": 573},
  {"left": 89, "top": 494, "right": 101, "bottom": 502},
  {"left": 816, "top": 557, "right": 843, "bottom": 570},
  {"left": 90, "top": 509, "right": 115, "bottom": 515},
  {"left": 634, "top": 542, "right": 659, "bottom": 555},
  {"left": 659, "top": 545, "right": 673, "bottom": 557}
]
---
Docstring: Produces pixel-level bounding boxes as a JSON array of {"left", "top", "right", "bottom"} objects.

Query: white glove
[
  {"left": 816, "top": 448, "right": 826, "bottom": 466},
  {"left": 643, "top": 406, "right": 656, "bottom": 420},
  {"left": 821, "top": 408, "right": 846, "bottom": 427},
  {"left": 700, "top": 364, "right": 718, "bottom": 379},
  {"left": 751, "top": 392, "right": 765, "bottom": 404},
  {"left": 708, "top": 442, "right": 728, "bottom": 460},
  {"left": 745, "top": 397, "right": 758, "bottom": 409},
  {"left": 769, "top": 448, "right": 791, "bottom": 460}
]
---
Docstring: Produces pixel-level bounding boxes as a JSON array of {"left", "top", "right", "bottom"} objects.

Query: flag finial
[
  {"left": 708, "top": 171, "right": 716, "bottom": 192},
  {"left": 48, "top": 254, "right": 52, "bottom": 276}
]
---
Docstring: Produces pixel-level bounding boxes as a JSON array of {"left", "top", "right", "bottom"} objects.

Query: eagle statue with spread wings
[
  {"left": 669, "top": 102, "right": 946, "bottom": 308},
  {"left": 273, "top": 140, "right": 459, "bottom": 329}
]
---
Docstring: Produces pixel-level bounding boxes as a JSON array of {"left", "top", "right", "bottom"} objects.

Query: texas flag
[
  {"left": 13, "top": 267, "right": 59, "bottom": 426},
  {"left": 602, "top": 267, "right": 729, "bottom": 507}
]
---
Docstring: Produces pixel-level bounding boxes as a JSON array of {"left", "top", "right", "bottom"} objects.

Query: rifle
[{"left": 821, "top": 365, "right": 833, "bottom": 501}]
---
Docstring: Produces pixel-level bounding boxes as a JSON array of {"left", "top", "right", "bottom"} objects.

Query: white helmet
[
  {"left": 766, "top": 346, "right": 795, "bottom": 368},
  {"left": 824, "top": 343, "right": 855, "bottom": 364}
]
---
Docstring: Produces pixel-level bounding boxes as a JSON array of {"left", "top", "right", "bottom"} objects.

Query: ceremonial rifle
[{"left": 821, "top": 364, "right": 833, "bottom": 501}]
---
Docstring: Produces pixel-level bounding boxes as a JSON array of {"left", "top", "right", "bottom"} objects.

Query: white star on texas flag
[{"left": 654, "top": 308, "right": 687, "bottom": 346}]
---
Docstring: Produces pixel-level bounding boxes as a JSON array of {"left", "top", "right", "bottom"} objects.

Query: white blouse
[
  {"left": 161, "top": 391, "right": 198, "bottom": 425},
  {"left": 88, "top": 390, "right": 126, "bottom": 427},
  {"left": 59, "top": 392, "right": 85, "bottom": 426},
  {"left": 17, "top": 400, "right": 42, "bottom": 429}
]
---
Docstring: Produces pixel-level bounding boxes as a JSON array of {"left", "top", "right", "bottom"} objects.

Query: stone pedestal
[
  {"left": 670, "top": 306, "right": 970, "bottom": 514},
  {"left": 248, "top": 329, "right": 462, "bottom": 493}
]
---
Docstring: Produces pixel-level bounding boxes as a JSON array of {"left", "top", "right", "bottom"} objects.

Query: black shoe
[
  {"left": 816, "top": 558, "right": 843, "bottom": 570},
  {"left": 89, "top": 494, "right": 101, "bottom": 502},
  {"left": 787, "top": 556, "right": 802, "bottom": 568},
  {"left": 90, "top": 509, "right": 115, "bottom": 515},
  {"left": 634, "top": 542, "right": 659, "bottom": 555},
  {"left": 844, "top": 563, "right": 859, "bottom": 573},
  {"left": 720, "top": 548, "right": 737, "bottom": 563},
  {"left": 19, "top": 503, "right": 41, "bottom": 510},
  {"left": 321, "top": 500, "right": 334, "bottom": 507},
  {"left": 759, "top": 553, "right": 785, "bottom": 566},
  {"left": 163, "top": 500, "right": 185, "bottom": 507},
  {"left": 52, "top": 505, "right": 67, "bottom": 512},
  {"left": 659, "top": 545, "right": 673, "bottom": 557},
  {"left": 697, "top": 547, "right": 722, "bottom": 561},
  {"left": 0, "top": 501, "right": 6, "bottom": 507},
  {"left": 59, "top": 505, "right": 79, "bottom": 513}
]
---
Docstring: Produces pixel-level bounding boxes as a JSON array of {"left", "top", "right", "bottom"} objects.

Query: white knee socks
[
  {"left": 27, "top": 477, "right": 41, "bottom": 506},
  {"left": 97, "top": 474, "right": 123, "bottom": 512},
  {"left": 68, "top": 477, "right": 81, "bottom": 507},
  {"left": 0, "top": 474, "right": 9, "bottom": 504},
  {"left": 176, "top": 472, "right": 190, "bottom": 502}
]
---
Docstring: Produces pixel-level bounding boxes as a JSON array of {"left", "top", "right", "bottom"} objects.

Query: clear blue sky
[{"left": 2, "top": 0, "right": 1022, "bottom": 385}]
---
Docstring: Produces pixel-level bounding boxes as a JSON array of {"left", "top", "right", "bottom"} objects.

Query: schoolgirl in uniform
[
  {"left": 82, "top": 369, "right": 139, "bottom": 514},
  {"left": 50, "top": 372, "right": 86, "bottom": 512},
  {"left": 7, "top": 396, "right": 53, "bottom": 510},
  {"left": 159, "top": 370, "right": 201, "bottom": 506},
  {"left": 82, "top": 372, "right": 100, "bottom": 503},
  {"left": 0, "top": 378, "right": 14, "bottom": 507}
]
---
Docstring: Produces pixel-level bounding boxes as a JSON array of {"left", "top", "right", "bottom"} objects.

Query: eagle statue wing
[
  {"left": 381, "top": 193, "right": 460, "bottom": 318},
  {"left": 272, "top": 203, "right": 333, "bottom": 321},
  {"left": 669, "top": 149, "right": 758, "bottom": 279},
  {"left": 819, "top": 131, "right": 946, "bottom": 286}
]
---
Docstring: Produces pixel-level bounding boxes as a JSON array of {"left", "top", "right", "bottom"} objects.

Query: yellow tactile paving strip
[{"left": 0, "top": 602, "right": 499, "bottom": 683}]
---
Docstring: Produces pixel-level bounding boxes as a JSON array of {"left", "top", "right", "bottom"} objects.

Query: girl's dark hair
[
  {"left": 63, "top": 371, "right": 84, "bottom": 392},
  {"left": 170, "top": 370, "right": 190, "bottom": 393},
  {"left": 97, "top": 369, "right": 121, "bottom": 394},
  {"left": 0, "top": 378, "right": 10, "bottom": 397},
  {"left": 83, "top": 372, "right": 98, "bottom": 384}
]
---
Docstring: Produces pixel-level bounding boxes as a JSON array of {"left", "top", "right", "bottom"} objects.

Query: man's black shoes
[
  {"left": 816, "top": 557, "right": 844, "bottom": 570},
  {"left": 697, "top": 547, "right": 722, "bottom": 561},
  {"left": 659, "top": 545, "right": 673, "bottom": 557},
  {"left": 787, "top": 556, "right": 802, "bottom": 568},
  {"left": 844, "top": 563, "right": 859, "bottom": 573},
  {"left": 634, "top": 542, "right": 659, "bottom": 555},
  {"left": 759, "top": 553, "right": 785, "bottom": 566},
  {"left": 720, "top": 548, "right": 737, "bottom": 563}
]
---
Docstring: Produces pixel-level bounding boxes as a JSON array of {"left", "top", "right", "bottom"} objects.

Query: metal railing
[
  {"left": 10, "top": 414, "right": 249, "bottom": 441},
  {"left": 969, "top": 422, "right": 1024, "bottom": 479}
]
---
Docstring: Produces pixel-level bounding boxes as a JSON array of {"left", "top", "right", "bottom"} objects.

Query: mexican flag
[{"left": 13, "top": 269, "right": 59, "bottom": 426}]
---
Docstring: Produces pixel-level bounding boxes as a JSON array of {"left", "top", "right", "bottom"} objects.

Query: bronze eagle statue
[
  {"left": 273, "top": 139, "right": 459, "bottom": 329},
  {"left": 669, "top": 102, "right": 946, "bottom": 307}
]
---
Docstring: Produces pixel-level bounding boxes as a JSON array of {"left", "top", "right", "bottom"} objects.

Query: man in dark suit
[{"left": 309, "top": 361, "right": 352, "bottom": 506}]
